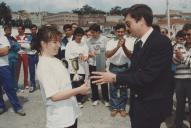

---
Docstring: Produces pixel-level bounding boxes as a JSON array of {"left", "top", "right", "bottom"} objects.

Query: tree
[
  {"left": 72, "top": 4, "right": 106, "bottom": 15},
  {"left": 109, "top": 6, "right": 122, "bottom": 15},
  {"left": 0, "top": 2, "right": 12, "bottom": 24},
  {"left": 24, "top": 18, "right": 32, "bottom": 28}
]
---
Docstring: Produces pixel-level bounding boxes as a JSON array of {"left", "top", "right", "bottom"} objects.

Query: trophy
[{"left": 70, "top": 57, "right": 81, "bottom": 81}]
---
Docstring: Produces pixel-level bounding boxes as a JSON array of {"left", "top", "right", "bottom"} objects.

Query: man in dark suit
[{"left": 91, "top": 4, "right": 174, "bottom": 128}]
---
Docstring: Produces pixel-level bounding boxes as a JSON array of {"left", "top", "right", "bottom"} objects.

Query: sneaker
[
  {"left": 17, "top": 89, "right": 24, "bottom": 93},
  {"left": 25, "top": 86, "right": 29, "bottom": 89},
  {"left": 78, "top": 102, "right": 83, "bottom": 108},
  {"left": 119, "top": 110, "right": 127, "bottom": 117},
  {"left": 92, "top": 100, "right": 99, "bottom": 106},
  {"left": 104, "top": 102, "right": 110, "bottom": 107},
  {"left": 29, "top": 87, "right": 36, "bottom": 93},
  {"left": 111, "top": 109, "right": 118, "bottom": 117},
  {"left": 15, "top": 109, "right": 26, "bottom": 116}
]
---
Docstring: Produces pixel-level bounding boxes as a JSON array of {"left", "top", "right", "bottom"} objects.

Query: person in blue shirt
[{"left": 4, "top": 24, "right": 20, "bottom": 91}]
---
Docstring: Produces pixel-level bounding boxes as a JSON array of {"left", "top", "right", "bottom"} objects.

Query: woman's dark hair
[
  {"left": 73, "top": 27, "right": 84, "bottom": 38},
  {"left": 32, "top": 25, "right": 61, "bottom": 54},
  {"left": 124, "top": 4, "right": 153, "bottom": 26}
]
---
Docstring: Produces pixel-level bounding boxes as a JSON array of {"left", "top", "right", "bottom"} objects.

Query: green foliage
[
  {"left": 0, "top": 2, "right": 12, "bottom": 24},
  {"left": 72, "top": 4, "right": 106, "bottom": 15}
]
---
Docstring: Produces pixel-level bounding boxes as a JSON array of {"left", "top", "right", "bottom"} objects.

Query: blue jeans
[
  {"left": 0, "top": 66, "right": 22, "bottom": 112},
  {"left": 28, "top": 54, "right": 38, "bottom": 88},
  {"left": 9, "top": 58, "right": 19, "bottom": 90},
  {"left": 109, "top": 63, "right": 129, "bottom": 110}
]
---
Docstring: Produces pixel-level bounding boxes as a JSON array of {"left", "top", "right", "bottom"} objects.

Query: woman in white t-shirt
[{"left": 34, "top": 25, "right": 89, "bottom": 128}]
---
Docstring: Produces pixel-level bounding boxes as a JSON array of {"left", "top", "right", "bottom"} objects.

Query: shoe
[
  {"left": 15, "top": 109, "right": 26, "bottom": 116},
  {"left": 29, "top": 87, "right": 36, "bottom": 93},
  {"left": 104, "top": 102, "right": 110, "bottom": 107},
  {"left": 25, "top": 86, "right": 29, "bottom": 89},
  {"left": 92, "top": 100, "right": 99, "bottom": 106},
  {"left": 78, "top": 102, "right": 83, "bottom": 108},
  {"left": 111, "top": 109, "right": 118, "bottom": 117},
  {"left": 119, "top": 110, "right": 127, "bottom": 117},
  {"left": 17, "top": 89, "right": 24, "bottom": 93},
  {"left": 0, "top": 108, "right": 6, "bottom": 115}
]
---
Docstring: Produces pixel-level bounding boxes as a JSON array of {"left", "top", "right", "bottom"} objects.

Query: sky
[{"left": 1, "top": 0, "right": 191, "bottom": 14}]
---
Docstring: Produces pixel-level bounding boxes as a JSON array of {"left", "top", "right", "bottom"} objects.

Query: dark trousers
[
  {"left": 130, "top": 98, "right": 171, "bottom": 128},
  {"left": 65, "top": 119, "right": 77, "bottom": 128},
  {"left": 175, "top": 78, "right": 191, "bottom": 128},
  {"left": 70, "top": 74, "right": 85, "bottom": 103},
  {"left": 0, "top": 66, "right": 22, "bottom": 112},
  {"left": 9, "top": 58, "right": 19, "bottom": 90},
  {"left": 28, "top": 54, "right": 38, "bottom": 88},
  {"left": 89, "top": 65, "right": 109, "bottom": 102}
]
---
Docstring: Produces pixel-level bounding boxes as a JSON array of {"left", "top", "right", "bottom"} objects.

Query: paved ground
[
  {"left": 0, "top": 88, "right": 132, "bottom": 128},
  {"left": 0, "top": 69, "right": 190, "bottom": 128},
  {"left": 0, "top": 87, "right": 180, "bottom": 128}
]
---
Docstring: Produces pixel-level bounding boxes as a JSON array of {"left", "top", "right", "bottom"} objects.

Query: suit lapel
[{"left": 137, "top": 31, "right": 155, "bottom": 64}]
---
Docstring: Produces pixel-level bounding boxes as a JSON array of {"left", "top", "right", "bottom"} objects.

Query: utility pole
[{"left": 167, "top": 0, "right": 171, "bottom": 38}]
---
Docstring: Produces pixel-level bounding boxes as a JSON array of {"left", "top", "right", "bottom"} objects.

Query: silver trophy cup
[{"left": 70, "top": 57, "right": 81, "bottom": 81}]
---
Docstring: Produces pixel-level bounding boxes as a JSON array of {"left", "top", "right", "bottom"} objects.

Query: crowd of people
[{"left": 0, "top": 3, "right": 191, "bottom": 128}]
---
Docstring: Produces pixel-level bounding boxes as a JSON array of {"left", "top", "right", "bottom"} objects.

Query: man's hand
[
  {"left": 117, "top": 38, "right": 125, "bottom": 47},
  {"left": 89, "top": 51, "right": 97, "bottom": 57},
  {"left": 90, "top": 71, "right": 116, "bottom": 85},
  {"left": 79, "top": 55, "right": 88, "bottom": 61}
]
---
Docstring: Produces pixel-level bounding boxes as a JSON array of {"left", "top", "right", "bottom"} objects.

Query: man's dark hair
[
  {"left": 152, "top": 24, "right": 160, "bottom": 32},
  {"left": 114, "top": 23, "right": 126, "bottom": 31},
  {"left": 176, "top": 30, "right": 185, "bottom": 38},
  {"left": 124, "top": 4, "right": 153, "bottom": 26},
  {"left": 18, "top": 25, "right": 25, "bottom": 30},
  {"left": 63, "top": 24, "right": 72, "bottom": 31},
  {"left": 182, "top": 23, "right": 191, "bottom": 31},
  {"left": 89, "top": 23, "right": 101, "bottom": 32},
  {"left": 3, "top": 24, "right": 12, "bottom": 31},
  {"left": 73, "top": 27, "right": 84, "bottom": 37},
  {"left": 30, "top": 24, "right": 37, "bottom": 29}
]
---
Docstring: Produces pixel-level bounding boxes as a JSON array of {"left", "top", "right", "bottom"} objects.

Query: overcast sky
[{"left": 1, "top": 0, "right": 191, "bottom": 14}]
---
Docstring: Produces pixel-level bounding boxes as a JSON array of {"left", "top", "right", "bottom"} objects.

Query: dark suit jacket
[{"left": 116, "top": 30, "right": 174, "bottom": 121}]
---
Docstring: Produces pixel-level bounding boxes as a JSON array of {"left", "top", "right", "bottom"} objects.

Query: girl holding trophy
[
  {"left": 65, "top": 27, "right": 89, "bottom": 108},
  {"left": 34, "top": 25, "right": 89, "bottom": 128}
]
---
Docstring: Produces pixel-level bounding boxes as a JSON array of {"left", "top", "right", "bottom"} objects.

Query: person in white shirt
[
  {"left": 34, "top": 25, "right": 89, "bottom": 128},
  {"left": 106, "top": 23, "right": 135, "bottom": 117},
  {"left": 87, "top": 24, "right": 109, "bottom": 106},
  {"left": 65, "top": 27, "right": 89, "bottom": 108}
]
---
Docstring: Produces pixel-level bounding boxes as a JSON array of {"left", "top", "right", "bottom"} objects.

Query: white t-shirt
[
  {"left": 0, "top": 36, "right": 10, "bottom": 66},
  {"left": 106, "top": 36, "right": 135, "bottom": 65},
  {"left": 36, "top": 56, "right": 80, "bottom": 128},
  {"left": 65, "top": 40, "right": 89, "bottom": 74},
  {"left": 87, "top": 35, "right": 109, "bottom": 66}
]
